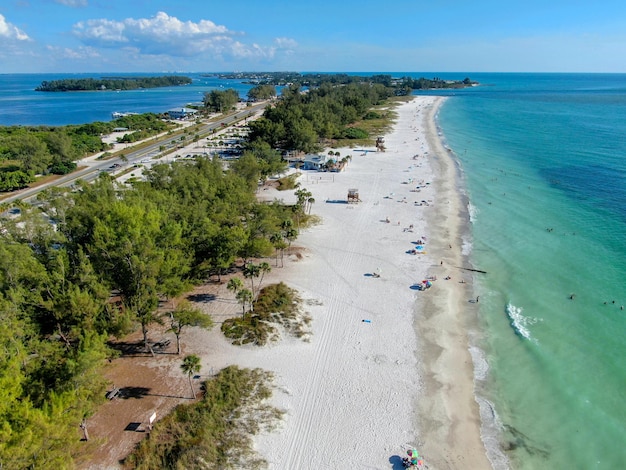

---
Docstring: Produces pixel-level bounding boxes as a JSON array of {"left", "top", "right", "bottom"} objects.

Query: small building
[
  {"left": 302, "top": 154, "right": 329, "bottom": 171},
  {"left": 167, "top": 107, "right": 198, "bottom": 120},
  {"left": 347, "top": 188, "right": 361, "bottom": 203}
]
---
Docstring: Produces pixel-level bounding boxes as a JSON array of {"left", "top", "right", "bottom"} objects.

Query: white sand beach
[{"left": 186, "top": 95, "right": 492, "bottom": 469}]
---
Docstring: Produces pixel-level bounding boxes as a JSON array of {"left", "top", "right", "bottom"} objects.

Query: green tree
[
  {"left": 181, "top": 355, "right": 202, "bottom": 399},
  {"left": 245, "top": 140, "right": 287, "bottom": 179},
  {"left": 169, "top": 301, "right": 214, "bottom": 354},
  {"left": 235, "top": 288, "right": 253, "bottom": 316},
  {"left": 205, "top": 226, "right": 247, "bottom": 282},
  {"left": 227, "top": 277, "right": 243, "bottom": 296},
  {"left": 307, "top": 196, "right": 315, "bottom": 214},
  {"left": 85, "top": 198, "right": 189, "bottom": 351},
  {"left": 270, "top": 232, "right": 288, "bottom": 267},
  {"left": 203, "top": 89, "right": 239, "bottom": 113},
  {"left": 243, "top": 263, "right": 261, "bottom": 301},
  {"left": 247, "top": 84, "right": 277, "bottom": 101},
  {"left": 230, "top": 152, "right": 262, "bottom": 190},
  {"left": 257, "top": 262, "right": 271, "bottom": 296}
]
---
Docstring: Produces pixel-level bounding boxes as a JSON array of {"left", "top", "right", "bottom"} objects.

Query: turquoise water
[{"left": 429, "top": 74, "right": 626, "bottom": 469}]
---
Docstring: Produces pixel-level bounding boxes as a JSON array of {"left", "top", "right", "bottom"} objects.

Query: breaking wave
[{"left": 506, "top": 302, "right": 541, "bottom": 342}]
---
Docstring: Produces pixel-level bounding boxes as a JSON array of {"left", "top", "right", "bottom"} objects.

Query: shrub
[
  {"left": 341, "top": 127, "right": 369, "bottom": 139},
  {"left": 221, "top": 282, "right": 310, "bottom": 345},
  {"left": 125, "top": 366, "right": 282, "bottom": 469},
  {"left": 0, "top": 169, "right": 34, "bottom": 191},
  {"left": 49, "top": 161, "right": 77, "bottom": 175}
]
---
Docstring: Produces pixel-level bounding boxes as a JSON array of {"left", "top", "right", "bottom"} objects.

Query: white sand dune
[{"left": 190, "top": 96, "right": 491, "bottom": 469}]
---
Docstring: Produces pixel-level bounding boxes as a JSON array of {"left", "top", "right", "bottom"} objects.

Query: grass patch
[
  {"left": 330, "top": 99, "right": 403, "bottom": 149},
  {"left": 299, "top": 213, "right": 321, "bottom": 229},
  {"left": 222, "top": 282, "right": 311, "bottom": 346},
  {"left": 124, "top": 366, "right": 282, "bottom": 470}
]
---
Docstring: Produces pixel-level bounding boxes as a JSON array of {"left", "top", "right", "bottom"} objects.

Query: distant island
[
  {"left": 203, "top": 72, "right": 476, "bottom": 93},
  {"left": 35, "top": 75, "right": 192, "bottom": 92}
]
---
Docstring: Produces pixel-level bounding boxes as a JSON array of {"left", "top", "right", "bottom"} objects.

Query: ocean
[
  {"left": 427, "top": 73, "right": 626, "bottom": 470},
  {"left": 2, "top": 72, "right": 625, "bottom": 469}
]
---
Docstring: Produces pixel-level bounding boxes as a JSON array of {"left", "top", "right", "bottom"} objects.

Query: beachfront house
[
  {"left": 302, "top": 153, "right": 329, "bottom": 171},
  {"left": 167, "top": 107, "right": 198, "bottom": 120}
]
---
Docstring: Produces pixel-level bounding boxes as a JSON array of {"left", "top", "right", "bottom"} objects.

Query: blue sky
[{"left": 2, "top": 0, "right": 626, "bottom": 73}]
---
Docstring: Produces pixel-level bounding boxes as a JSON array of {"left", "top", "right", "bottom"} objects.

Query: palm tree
[
  {"left": 243, "top": 263, "right": 261, "bottom": 301},
  {"left": 270, "top": 233, "right": 286, "bottom": 267},
  {"left": 227, "top": 277, "right": 243, "bottom": 296},
  {"left": 284, "top": 227, "right": 298, "bottom": 251},
  {"left": 181, "top": 354, "right": 201, "bottom": 399},
  {"left": 236, "top": 288, "right": 253, "bottom": 316},
  {"left": 307, "top": 197, "right": 315, "bottom": 214},
  {"left": 257, "top": 262, "right": 271, "bottom": 295}
]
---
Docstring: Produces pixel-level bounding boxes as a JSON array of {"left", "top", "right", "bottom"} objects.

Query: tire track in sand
[{"left": 281, "top": 166, "right": 382, "bottom": 468}]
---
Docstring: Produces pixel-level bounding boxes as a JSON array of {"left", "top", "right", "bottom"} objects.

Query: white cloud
[
  {"left": 45, "top": 44, "right": 100, "bottom": 60},
  {"left": 54, "top": 0, "right": 88, "bottom": 6},
  {"left": 0, "top": 13, "right": 31, "bottom": 41},
  {"left": 72, "top": 11, "right": 263, "bottom": 58},
  {"left": 274, "top": 37, "right": 298, "bottom": 50},
  {"left": 229, "top": 41, "right": 277, "bottom": 59}
]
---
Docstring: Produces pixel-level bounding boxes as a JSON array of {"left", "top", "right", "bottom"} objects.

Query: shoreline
[
  {"left": 180, "top": 95, "right": 493, "bottom": 468},
  {"left": 414, "top": 98, "right": 492, "bottom": 469}
]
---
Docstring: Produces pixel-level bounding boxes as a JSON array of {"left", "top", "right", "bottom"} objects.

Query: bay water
[
  {"left": 0, "top": 73, "right": 254, "bottom": 126},
  {"left": 1, "top": 72, "right": 625, "bottom": 469}
]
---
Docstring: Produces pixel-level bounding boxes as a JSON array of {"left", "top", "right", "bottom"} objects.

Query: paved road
[{"left": 1, "top": 101, "right": 269, "bottom": 204}]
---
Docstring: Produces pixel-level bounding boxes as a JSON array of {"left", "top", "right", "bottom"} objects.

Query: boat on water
[{"left": 112, "top": 111, "right": 140, "bottom": 119}]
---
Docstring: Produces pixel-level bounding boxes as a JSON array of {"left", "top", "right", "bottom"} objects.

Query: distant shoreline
[{"left": 34, "top": 75, "right": 192, "bottom": 92}]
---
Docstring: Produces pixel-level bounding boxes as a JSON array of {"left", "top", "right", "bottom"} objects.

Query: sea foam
[{"left": 505, "top": 303, "right": 541, "bottom": 342}]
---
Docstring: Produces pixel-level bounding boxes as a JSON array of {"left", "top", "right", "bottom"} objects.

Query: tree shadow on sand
[
  {"left": 186, "top": 292, "right": 217, "bottom": 303},
  {"left": 107, "top": 340, "right": 152, "bottom": 357},
  {"left": 118, "top": 386, "right": 151, "bottom": 399}
]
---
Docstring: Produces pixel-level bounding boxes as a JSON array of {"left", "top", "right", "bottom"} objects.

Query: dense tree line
[
  {"left": 203, "top": 89, "right": 240, "bottom": 113},
  {"left": 247, "top": 84, "right": 277, "bottom": 101},
  {"left": 0, "top": 114, "right": 175, "bottom": 191},
  {"left": 211, "top": 71, "right": 475, "bottom": 92},
  {"left": 35, "top": 76, "right": 192, "bottom": 92},
  {"left": 0, "top": 150, "right": 298, "bottom": 466},
  {"left": 392, "top": 76, "right": 475, "bottom": 96},
  {"left": 246, "top": 81, "right": 395, "bottom": 153}
]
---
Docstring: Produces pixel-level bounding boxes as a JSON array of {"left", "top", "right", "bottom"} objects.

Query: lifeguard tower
[{"left": 347, "top": 188, "right": 361, "bottom": 204}]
